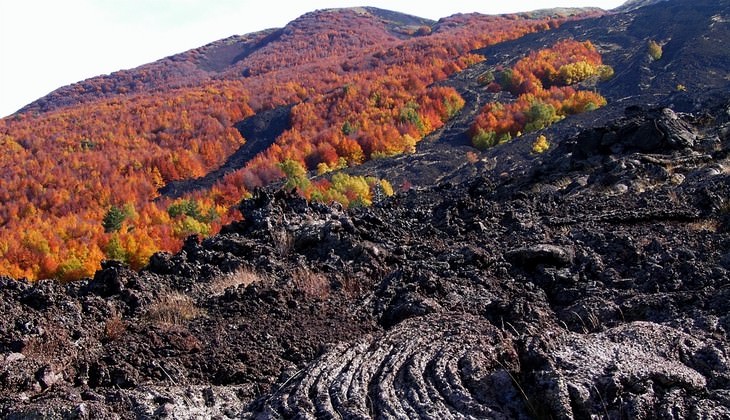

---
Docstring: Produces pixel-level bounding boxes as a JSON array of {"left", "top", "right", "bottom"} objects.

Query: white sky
[{"left": 0, "top": 0, "right": 625, "bottom": 117}]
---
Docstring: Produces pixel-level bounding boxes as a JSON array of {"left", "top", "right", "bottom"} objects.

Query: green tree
[
  {"left": 496, "top": 69, "right": 518, "bottom": 92},
  {"left": 443, "top": 95, "right": 465, "bottom": 120},
  {"left": 279, "top": 159, "right": 310, "bottom": 191},
  {"left": 341, "top": 120, "right": 356, "bottom": 136},
  {"left": 167, "top": 199, "right": 202, "bottom": 220},
  {"left": 57, "top": 256, "right": 85, "bottom": 282},
  {"left": 174, "top": 216, "right": 211, "bottom": 238},
  {"left": 399, "top": 101, "right": 425, "bottom": 133},
  {"left": 105, "top": 234, "right": 127, "bottom": 262},
  {"left": 103, "top": 206, "right": 127, "bottom": 233},
  {"left": 472, "top": 129, "right": 498, "bottom": 150},
  {"left": 524, "top": 101, "right": 558, "bottom": 132}
]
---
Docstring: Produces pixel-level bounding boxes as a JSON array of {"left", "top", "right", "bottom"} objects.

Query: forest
[
  {"left": 470, "top": 39, "right": 612, "bottom": 149},
  {"left": 0, "top": 9, "right": 606, "bottom": 280}
]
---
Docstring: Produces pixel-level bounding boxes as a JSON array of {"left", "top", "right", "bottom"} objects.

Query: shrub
[
  {"left": 648, "top": 40, "right": 662, "bottom": 61},
  {"left": 532, "top": 135, "right": 550, "bottom": 153},
  {"left": 104, "top": 313, "right": 126, "bottom": 341},
  {"left": 556, "top": 61, "right": 597, "bottom": 85},
  {"left": 598, "top": 65, "right": 614, "bottom": 81},
  {"left": 57, "top": 256, "right": 86, "bottom": 282},
  {"left": 477, "top": 71, "right": 495, "bottom": 86},
  {"left": 496, "top": 69, "right": 519, "bottom": 93},
  {"left": 524, "top": 102, "right": 558, "bottom": 132},
  {"left": 167, "top": 199, "right": 201, "bottom": 220},
  {"left": 173, "top": 215, "right": 210, "bottom": 238},
  {"left": 472, "top": 129, "right": 498, "bottom": 150},
  {"left": 279, "top": 159, "right": 310, "bottom": 191},
  {"left": 399, "top": 101, "right": 425, "bottom": 134},
  {"left": 443, "top": 95, "right": 465, "bottom": 120},
  {"left": 105, "top": 234, "right": 127, "bottom": 262}
]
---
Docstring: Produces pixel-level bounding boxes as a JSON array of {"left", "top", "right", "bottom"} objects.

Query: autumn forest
[{"left": 0, "top": 8, "right": 610, "bottom": 280}]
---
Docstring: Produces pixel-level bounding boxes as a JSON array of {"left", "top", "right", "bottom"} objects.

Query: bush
[
  {"left": 648, "top": 40, "right": 662, "bottom": 61},
  {"left": 105, "top": 234, "right": 127, "bottom": 262},
  {"left": 496, "top": 69, "right": 519, "bottom": 93},
  {"left": 278, "top": 159, "right": 310, "bottom": 191},
  {"left": 557, "top": 61, "right": 597, "bottom": 85},
  {"left": 472, "top": 129, "right": 498, "bottom": 150},
  {"left": 477, "top": 71, "right": 495, "bottom": 86},
  {"left": 598, "top": 65, "right": 614, "bottom": 81},
  {"left": 532, "top": 135, "right": 550, "bottom": 153},
  {"left": 173, "top": 216, "right": 210, "bottom": 238},
  {"left": 524, "top": 102, "right": 558, "bottom": 132}
]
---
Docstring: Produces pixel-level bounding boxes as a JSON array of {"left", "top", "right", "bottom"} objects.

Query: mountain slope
[
  {"left": 341, "top": 0, "right": 730, "bottom": 188},
  {"left": 1, "top": 0, "right": 730, "bottom": 417},
  {"left": 0, "top": 8, "right": 591, "bottom": 280}
]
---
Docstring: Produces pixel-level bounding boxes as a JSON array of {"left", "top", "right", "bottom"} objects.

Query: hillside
[
  {"left": 0, "top": 7, "right": 598, "bottom": 281},
  {"left": 2, "top": 68, "right": 730, "bottom": 419},
  {"left": 343, "top": 0, "right": 730, "bottom": 187},
  {"left": 1, "top": 0, "right": 730, "bottom": 417}
]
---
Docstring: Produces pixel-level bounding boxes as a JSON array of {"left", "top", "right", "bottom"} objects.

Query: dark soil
[{"left": 2, "top": 1, "right": 730, "bottom": 418}]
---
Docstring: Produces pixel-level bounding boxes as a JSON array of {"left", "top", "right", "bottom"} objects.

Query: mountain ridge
[
  {"left": 16, "top": 6, "right": 604, "bottom": 116},
  {"left": 15, "top": 7, "right": 433, "bottom": 115}
]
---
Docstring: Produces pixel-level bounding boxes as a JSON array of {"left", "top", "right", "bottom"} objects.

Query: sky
[{"left": 0, "top": 0, "right": 625, "bottom": 118}]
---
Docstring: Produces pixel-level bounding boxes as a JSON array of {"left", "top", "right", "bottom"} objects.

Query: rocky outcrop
[{"left": 253, "top": 314, "right": 526, "bottom": 419}]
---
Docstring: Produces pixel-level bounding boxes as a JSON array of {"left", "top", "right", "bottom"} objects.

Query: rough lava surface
[{"left": 2, "top": 1, "right": 730, "bottom": 419}]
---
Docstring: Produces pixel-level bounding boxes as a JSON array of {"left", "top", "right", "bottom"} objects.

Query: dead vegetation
[
  {"left": 210, "top": 266, "right": 266, "bottom": 295},
  {"left": 104, "top": 313, "right": 127, "bottom": 341},
  {"left": 145, "top": 292, "right": 202, "bottom": 326},
  {"left": 292, "top": 267, "right": 330, "bottom": 299}
]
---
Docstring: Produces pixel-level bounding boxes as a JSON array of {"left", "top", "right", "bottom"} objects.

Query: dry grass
[
  {"left": 667, "top": 190, "right": 681, "bottom": 205},
  {"left": 22, "top": 324, "right": 69, "bottom": 361},
  {"left": 720, "top": 195, "right": 730, "bottom": 214},
  {"left": 720, "top": 159, "right": 730, "bottom": 175},
  {"left": 340, "top": 275, "right": 365, "bottom": 299},
  {"left": 552, "top": 176, "right": 573, "bottom": 190},
  {"left": 210, "top": 267, "right": 265, "bottom": 295},
  {"left": 146, "top": 292, "right": 202, "bottom": 326},
  {"left": 292, "top": 267, "right": 330, "bottom": 300},
  {"left": 104, "top": 313, "right": 127, "bottom": 341},
  {"left": 688, "top": 219, "right": 721, "bottom": 233}
]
